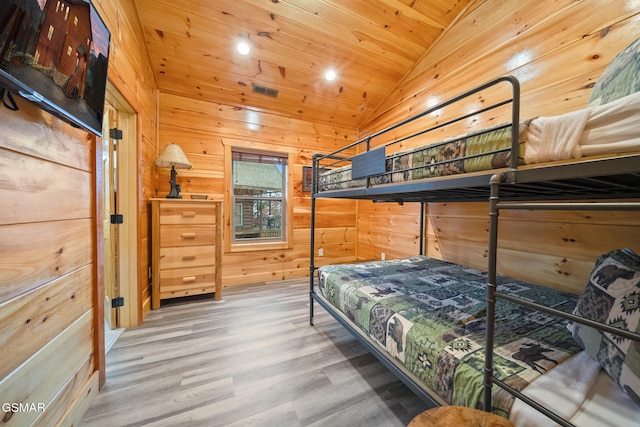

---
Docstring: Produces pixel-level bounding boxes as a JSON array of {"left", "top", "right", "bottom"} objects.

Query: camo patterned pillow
[
  {"left": 588, "top": 38, "right": 640, "bottom": 107},
  {"left": 571, "top": 248, "right": 640, "bottom": 406}
]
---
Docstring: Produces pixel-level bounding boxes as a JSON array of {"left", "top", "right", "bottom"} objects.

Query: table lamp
[{"left": 155, "top": 143, "right": 192, "bottom": 198}]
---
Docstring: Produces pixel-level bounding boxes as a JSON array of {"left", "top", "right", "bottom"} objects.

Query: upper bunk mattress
[
  {"left": 317, "top": 256, "right": 581, "bottom": 417},
  {"left": 318, "top": 90, "right": 640, "bottom": 192},
  {"left": 318, "top": 122, "right": 529, "bottom": 191}
]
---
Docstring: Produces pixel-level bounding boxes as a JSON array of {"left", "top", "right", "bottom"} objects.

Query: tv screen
[{"left": 0, "top": 0, "right": 110, "bottom": 136}]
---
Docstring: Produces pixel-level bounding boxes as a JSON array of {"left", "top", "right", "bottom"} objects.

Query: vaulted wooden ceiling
[{"left": 134, "top": 0, "right": 471, "bottom": 128}]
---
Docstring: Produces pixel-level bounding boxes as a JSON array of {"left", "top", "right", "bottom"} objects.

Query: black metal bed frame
[{"left": 308, "top": 75, "right": 640, "bottom": 425}]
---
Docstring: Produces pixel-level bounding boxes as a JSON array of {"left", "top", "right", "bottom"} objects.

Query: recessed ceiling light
[
  {"left": 236, "top": 40, "right": 250, "bottom": 55},
  {"left": 324, "top": 69, "right": 337, "bottom": 81}
]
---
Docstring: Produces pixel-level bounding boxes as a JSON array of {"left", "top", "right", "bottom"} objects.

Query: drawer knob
[
  {"left": 181, "top": 232, "right": 196, "bottom": 239},
  {"left": 182, "top": 276, "right": 196, "bottom": 283},
  {"left": 182, "top": 255, "right": 196, "bottom": 261},
  {"left": 182, "top": 211, "right": 197, "bottom": 217}
]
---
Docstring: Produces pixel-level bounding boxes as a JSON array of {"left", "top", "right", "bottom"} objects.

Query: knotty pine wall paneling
[
  {"left": 358, "top": 0, "right": 640, "bottom": 292},
  {"left": 0, "top": 0, "right": 159, "bottom": 425},
  {"left": 357, "top": 201, "right": 423, "bottom": 261},
  {"left": 158, "top": 92, "right": 359, "bottom": 286}
]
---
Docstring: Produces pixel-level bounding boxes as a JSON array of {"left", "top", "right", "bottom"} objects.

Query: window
[
  {"left": 47, "top": 25, "right": 54, "bottom": 40},
  {"left": 67, "top": 45, "right": 72, "bottom": 56},
  {"left": 231, "top": 150, "right": 287, "bottom": 242},
  {"left": 65, "top": 7, "right": 70, "bottom": 20},
  {"left": 73, "top": 15, "right": 78, "bottom": 26}
]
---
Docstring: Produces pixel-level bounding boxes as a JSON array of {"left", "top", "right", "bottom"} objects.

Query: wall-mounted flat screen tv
[{"left": 0, "top": 0, "right": 110, "bottom": 136}]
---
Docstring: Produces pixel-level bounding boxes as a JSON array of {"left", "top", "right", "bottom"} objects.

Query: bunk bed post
[
  {"left": 310, "top": 194, "right": 316, "bottom": 326},
  {"left": 507, "top": 75, "right": 520, "bottom": 173},
  {"left": 309, "top": 155, "right": 320, "bottom": 326},
  {"left": 420, "top": 201, "right": 425, "bottom": 255},
  {"left": 365, "top": 137, "right": 372, "bottom": 189},
  {"left": 484, "top": 172, "right": 504, "bottom": 411}
]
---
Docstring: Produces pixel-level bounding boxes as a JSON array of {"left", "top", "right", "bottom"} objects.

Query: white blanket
[
  {"left": 525, "top": 109, "right": 589, "bottom": 163},
  {"left": 509, "top": 351, "right": 640, "bottom": 427},
  {"left": 579, "top": 90, "right": 640, "bottom": 156},
  {"left": 524, "top": 90, "right": 640, "bottom": 164},
  {"left": 509, "top": 351, "right": 600, "bottom": 427}
]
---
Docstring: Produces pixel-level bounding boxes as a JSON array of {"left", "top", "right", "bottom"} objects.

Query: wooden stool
[{"left": 408, "top": 406, "right": 515, "bottom": 427}]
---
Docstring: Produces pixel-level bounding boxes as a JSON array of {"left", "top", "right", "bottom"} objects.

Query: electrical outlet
[
  {"left": 381, "top": 252, "right": 386, "bottom": 260},
  {"left": 318, "top": 248, "right": 324, "bottom": 256}
]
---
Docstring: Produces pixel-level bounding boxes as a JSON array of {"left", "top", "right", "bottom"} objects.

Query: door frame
[
  {"left": 102, "top": 105, "right": 118, "bottom": 330},
  {"left": 104, "top": 82, "right": 139, "bottom": 328}
]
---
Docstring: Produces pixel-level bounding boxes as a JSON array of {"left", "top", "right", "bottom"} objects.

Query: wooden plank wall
[
  {"left": 157, "top": 93, "right": 359, "bottom": 286},
  {"left": 0, "top": 104, "right": 99, "bottom": 427},
  {"left": 0, "top": 0, "right": 158, "bottom": 425},
  {"left": 358, "top": 0, "right": 640, "bottom": 294}
]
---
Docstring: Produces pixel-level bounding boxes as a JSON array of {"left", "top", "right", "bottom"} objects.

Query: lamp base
[{"left": 165, "top": 165, "right": 182, "bottom": 199}]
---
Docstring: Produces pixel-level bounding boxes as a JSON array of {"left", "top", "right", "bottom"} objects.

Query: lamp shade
[{"left": 155, "top": 143, "right": 192, "bottom": 169}]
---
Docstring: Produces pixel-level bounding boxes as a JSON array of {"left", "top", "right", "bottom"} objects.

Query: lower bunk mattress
[{"left": 316, "top": 256, "right": 581, "bottom": 417}]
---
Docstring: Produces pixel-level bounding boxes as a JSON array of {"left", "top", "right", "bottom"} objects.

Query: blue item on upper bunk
[{"left": 317, "top": 256, "right": 581, "bottom": 417}]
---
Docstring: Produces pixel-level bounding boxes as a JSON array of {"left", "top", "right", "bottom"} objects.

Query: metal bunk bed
[{"left": 308, "top": 75, "right": 640, "bottom": 424}]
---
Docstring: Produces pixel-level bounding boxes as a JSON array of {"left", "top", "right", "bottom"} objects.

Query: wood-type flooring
[{"left": 80, "top": 279, "right": 429, "bottom": 426}]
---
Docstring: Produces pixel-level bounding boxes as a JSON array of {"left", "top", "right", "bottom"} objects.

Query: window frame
[{"left": 224, "top": 144, "right": 293, "bottom": 253}]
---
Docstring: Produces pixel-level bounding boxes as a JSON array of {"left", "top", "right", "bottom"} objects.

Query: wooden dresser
[{"left": 151, "top": 199, "right": 222, "bottom": 309}]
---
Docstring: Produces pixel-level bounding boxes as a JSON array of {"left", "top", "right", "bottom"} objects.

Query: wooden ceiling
[{"left": 134, "top": 0, "right": 471, "bottom": 128}]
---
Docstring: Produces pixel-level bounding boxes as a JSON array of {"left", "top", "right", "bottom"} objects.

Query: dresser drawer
[
  {"left": 159, "top": 203, "right": 216, "bottom": 225},
  {"left": 158, "top": 266, "right": 216, "bottom": 299},
  {"left": 159, "top": 245, "right": 216, "bottom": 269},
  {"left": 159, "top": 224, "right": 216, "bottom": 247}
]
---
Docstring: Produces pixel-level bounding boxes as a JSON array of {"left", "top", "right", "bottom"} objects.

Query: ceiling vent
[{"left": 252, "top": 83, "right": 279, "bottom": 98}]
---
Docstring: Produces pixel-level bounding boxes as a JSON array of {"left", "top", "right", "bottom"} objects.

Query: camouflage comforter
[{"left": 317, "top": 256, "right": 580, "bottom": 416}]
